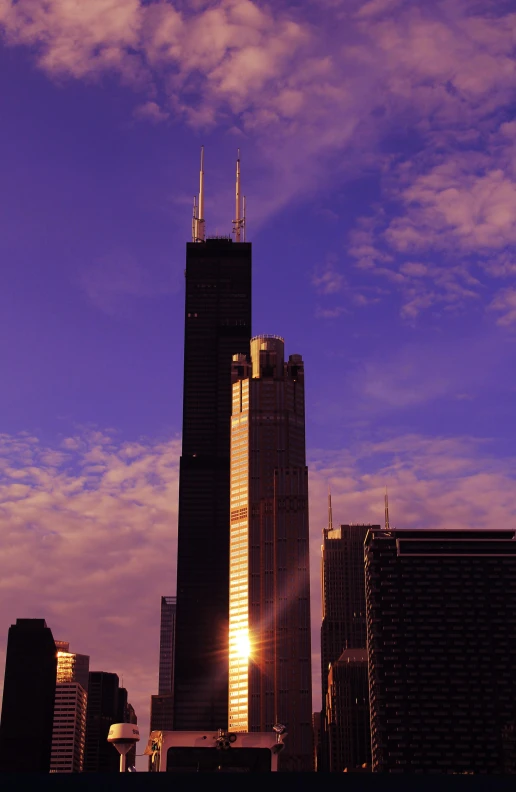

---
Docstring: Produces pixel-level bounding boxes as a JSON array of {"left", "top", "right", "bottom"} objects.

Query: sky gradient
[{"left": 1, "top": 0, "right": 516, "bottom": 767}]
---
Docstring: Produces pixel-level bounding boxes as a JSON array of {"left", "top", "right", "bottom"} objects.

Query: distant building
[
  {"left": 365, "top": 528, "right": 516, "bottom": 773},
  {"left": 150, "top": 596, "right": 176, "bottom": 732},
  {"left": 121, "top": 694, "right": 138, "bottom": 770},
  {"left": 84, "top": 672, "right": 136, "bottom": 772},
  {"left": 228, "top": 335, "right": 312, "bottom": 771},
  {"left": 0, "top": 618, "right": 57, "bottom": 772},
  {"left": 51, "top": 642, "right": 90, "bottom": 773},
  {"left": 320, "top": 522, "right": 378, "bottom": 771},
  {"left": 326, "top": 649, "right": 370, "bottom": 772},
  {"left": 51, "top": 683, "right": 88, "bottom": 773}
]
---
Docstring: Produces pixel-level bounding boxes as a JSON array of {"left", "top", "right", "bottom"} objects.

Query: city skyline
[{"left": 1, "top": 0, "right": 516, "bottom": 769}]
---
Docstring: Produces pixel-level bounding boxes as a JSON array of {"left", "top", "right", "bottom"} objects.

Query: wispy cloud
[
  {"left": 489, "top": 287, "right": 516, "bottom": 327},
  {"left": 0, "top": 429, "right": 180, "bottom": 738},
  {"left": 2, "top": 1, "right": 515, "bottom": 230}
]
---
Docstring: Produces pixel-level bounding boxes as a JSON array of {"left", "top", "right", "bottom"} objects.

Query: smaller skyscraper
[
  {"left": 320, "top": 520, "right": 378, "bottom": 771},
  {"left": 326, "top": 649, "right": 370, "bottom": 772},
  {"left": 0, "top": 619, "right": 57, "bottom": 772},
  {"left": 365, "top": 527, "right": 516, "bottom": 773},
  {"left": 229, "top": 335, "right": 312, "bottom": 771},
  {"left": 150, "top": 596, "right": 176, "bottom": 732},
  {"left": 84, "top": 672, "right": 137, "bottom": 772},
  {"left": 51, "top": 642, "right": 90, "bottom": 773}
]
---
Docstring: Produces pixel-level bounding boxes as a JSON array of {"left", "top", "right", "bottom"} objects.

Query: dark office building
[
  {"left": 157, "top": 596, "right": 176, "bottom": 696},
  {"left": 365, "top": 528, "right": 516, "bottom": 774},
  {"left": 150, "top": 596, "right": 176, "bottom": 732},
  {"left": 326, "top": 649, "right": 371, "bottom": 772},
  {"left": 0, "top": 619, "right": 57, "bottom": 772},
  {"left": 320, "top": 523, "right": 377, "bottom": 770},
  {"left": 84, "top": 672, "right": 136, "bottom": 772},
  {"left": 173, "top": 236, "right": 252, "bottom": 730}
]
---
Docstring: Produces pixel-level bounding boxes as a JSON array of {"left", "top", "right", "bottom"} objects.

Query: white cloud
[{"left": 133, "top": 100, "right": 169, "bottom": 123}]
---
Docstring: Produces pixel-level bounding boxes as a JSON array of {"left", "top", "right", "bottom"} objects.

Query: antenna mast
[
  {"left": 193, "top": 146, "right": 206, "bottom": 242},
  {"left": 384, "top": 487, "right": 390, "bottom": 530},
  {"left": 191, "top": 196, "right": 197, "bottom": 242},
  {"left": 328, "top": 485, "right": 333, "bottom": 532},
  {"left": 233, "top": 149, "right": 245, "bottom": 242}
]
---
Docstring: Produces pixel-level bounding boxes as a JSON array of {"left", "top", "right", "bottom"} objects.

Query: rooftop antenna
[
  {"left": 194, "top": 146, "right": 205, "bottom": 242},
  {"left": 191, "top": 195, "right": 197, "bottom": 242},
  {"left": 384, "top": 486, "right": 390, "bottom": 530},
  {"left": 328, "top": 485, "right": 333, "bottom": 532},
  {"left": 233, "top": 149, "right": 245, "bottom": 242}
]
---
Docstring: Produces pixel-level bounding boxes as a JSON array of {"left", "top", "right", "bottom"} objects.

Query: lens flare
[{"left": 234, "top": 629, "right": 250, "bottom": 659}]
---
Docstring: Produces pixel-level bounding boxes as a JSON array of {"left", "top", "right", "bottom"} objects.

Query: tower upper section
[{"left": 191, "top": 148, "right": 247, "bottom": 243}]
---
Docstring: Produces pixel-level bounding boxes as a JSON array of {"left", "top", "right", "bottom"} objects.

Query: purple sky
[{"left": 1, "top": 0, "right": 516, "bottom": 766}]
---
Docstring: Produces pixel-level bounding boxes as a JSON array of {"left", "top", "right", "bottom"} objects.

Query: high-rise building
[
  {"left": 228, "top": 335, "right": 312, "bottom": 771},
  {"left": 0, "top": 618, "right": 57, "bottom": 772},
  {"left": 173, "top": 151, "right": 252, "bottom": 730},
  {"left": 365, "top": 528, "right": 516, "bottom": 773},
  {"left": 51, "top": 642, "right": 90, "bottom": 773},
  {"left": 320, "top": 521, "right": 377, "bottom": 771},
  {"left": 84, "top": 672, "right": 136, "bottom": 772},
  {"left": 157, "top": 596, "right": 176, "bottom": 695},
  {"left": 326, "top": 649, "right": 370, "bottom": 772},
  {"left": 150, "top": 596, "right": 177, "bottom": 731}
]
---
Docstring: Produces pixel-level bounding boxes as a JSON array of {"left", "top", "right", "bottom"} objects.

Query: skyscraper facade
[
  {"left": 150, "top": 595, "right": 176, "bottom": 731},
  {"left": 173, "top": 157, "right": 252, "bottom": 731},
  {"left": 157, "top": 596, "right": 176, "bottom": 695},
  {"left": 228, "top": 335, "right": 312, "bottom": 771},
  {"left": 0, "top": 618, "right": 57, "bottom": 772},
  {"left": 320, "top": 523, "right": 376, "bottom": 771},
  {"left": 326, "top": 649, "right": 370, "bottom": 772},
  {"left": 365, "top": 527, "right": 516, "bottom": 773},
  {"left": 84, "top": 672, "right": 136, "bottom": 772},
  {"left": 51, "top": 642, "right": 90, "bottom": 773}
]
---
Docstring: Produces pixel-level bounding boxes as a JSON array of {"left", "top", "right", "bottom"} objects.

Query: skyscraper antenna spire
[
  {"left": 385, "top": 486, "right": 390, "bottom": 530},
  {"left": 233, "top": 149, "right": 245, "bottom": 242},
  {"left": 193, "top": 146, "right": 206, "bottom": 242},
  {"left": 198, "top": 146, "right": 205, "bottom": 241},
  {"left": 328, "top": 484, "right": 333, "bottom": 532}
]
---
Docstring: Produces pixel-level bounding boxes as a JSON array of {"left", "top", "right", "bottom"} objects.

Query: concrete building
[
  {"left": 0, "top": 619, "right": 57, "bottom": 772},
  {"left": 50, "top": 642, "right": 90, "bottom": 773},
  {"left": 365, "top": 527, "right": 516, "bottom": 773},
  {"left": 228, "top": 335, "right": 312, "bottom": 771},
  {"left": 51, "top": 683, "right": 88, "bottom": 773}
]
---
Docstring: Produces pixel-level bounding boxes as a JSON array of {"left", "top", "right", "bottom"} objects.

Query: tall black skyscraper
[
  {"left": 173, "top": 151, "right": 252, "bottom": 730},
  {"left": 0, "top": 619, "right": 57, "bottom": 772},
  {"left": 365, "top": 527, "right": 516, "bottom": 773}
]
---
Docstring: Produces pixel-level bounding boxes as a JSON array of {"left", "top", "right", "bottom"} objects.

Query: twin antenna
[{"left": 192, "top": 147, "right": 246, "bottom": 243}]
